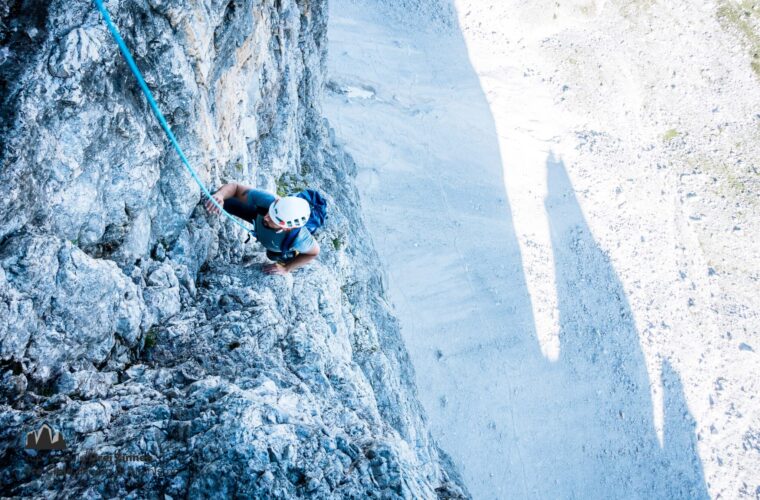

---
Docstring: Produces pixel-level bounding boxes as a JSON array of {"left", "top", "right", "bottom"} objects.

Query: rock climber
[{"left": 204, "top": 183, "right": 320, "bottom": 275}]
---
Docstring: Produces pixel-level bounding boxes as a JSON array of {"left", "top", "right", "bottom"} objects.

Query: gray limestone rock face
[
  {"left": 0, "top": 0, "right": 469, "bottom": 498},
  {"left": 0, "top": 233, "right": 146, "bottom": 381}
]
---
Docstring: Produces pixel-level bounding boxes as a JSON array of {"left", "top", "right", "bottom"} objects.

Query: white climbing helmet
[{"left": 268, "top": 196, "right": 311, "bottom": 229}]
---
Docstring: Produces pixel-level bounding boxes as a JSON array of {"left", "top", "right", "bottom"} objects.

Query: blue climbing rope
[{"left": 92, "top": 0, "right": 256, "bottom": 237}]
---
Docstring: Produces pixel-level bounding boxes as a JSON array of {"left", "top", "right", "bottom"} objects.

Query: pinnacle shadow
[
  {"left": 538, "top": 151, "right": 708, "bottom": 498},
  {"left": 661, "top": 359, "right": 710, "bottom": 499}
]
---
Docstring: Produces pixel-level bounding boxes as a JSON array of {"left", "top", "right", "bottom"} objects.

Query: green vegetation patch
[
  {"left": 276, "top": 173, "right": 307, "bottom": 197},
  {"left": 686, "top": 155, "right": 754, "bottom": 203},
  {"left": 663, "top": 128, "right": 679, "bottom": 141},
  {"left": 717, "top": 1, "right": 760, "bottom": 78},
  {"left": 144, "top": 327, "right": 158, "bottom": 349}
]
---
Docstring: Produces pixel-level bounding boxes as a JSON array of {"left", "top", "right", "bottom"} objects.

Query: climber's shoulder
[{"left": 293, "top": 229, "right": 319, "bottom": 255}]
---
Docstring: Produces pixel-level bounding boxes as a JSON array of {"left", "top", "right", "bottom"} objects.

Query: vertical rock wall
[{"left": 0, "top": 0, "right": 467, "bottom": 497}]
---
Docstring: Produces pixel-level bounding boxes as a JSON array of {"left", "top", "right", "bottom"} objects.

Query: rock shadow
[{"left": 541, "top": 151, "right": 708, "bottom": 498}]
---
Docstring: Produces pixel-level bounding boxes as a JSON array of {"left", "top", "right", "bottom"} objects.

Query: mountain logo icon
[{"left": 25, "top": 423, "right": 67, "bottom": 450}]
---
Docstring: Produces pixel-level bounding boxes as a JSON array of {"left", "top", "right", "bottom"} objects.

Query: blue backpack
[{"left": 279, "top": 189, "right": 327, "bottom": 254}]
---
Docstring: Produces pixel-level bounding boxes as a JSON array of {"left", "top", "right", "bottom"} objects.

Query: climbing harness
[{"left": 92, "top": 0, "right": 256, "bottom": 237}]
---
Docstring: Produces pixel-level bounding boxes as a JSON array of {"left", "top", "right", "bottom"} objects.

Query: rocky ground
[{"left": 325, "top": 0, "right": 759, "bottom": 498}]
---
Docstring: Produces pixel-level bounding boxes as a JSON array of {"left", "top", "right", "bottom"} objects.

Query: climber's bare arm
[
  {"left": 284, "top": 241, "right": 320, "bottom": 272},
  {"left": 263, "top": 241, "right": 321, "bottom": 275},
  {"left": 204, "top": 183, "right": 253, "bottom": 214}
]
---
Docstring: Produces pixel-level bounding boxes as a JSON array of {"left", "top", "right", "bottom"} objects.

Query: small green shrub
[
  {"left": 144, "top": 328, "right": 158, "bottom": 349},
  {"left": 276, "top": 174, "right": 307, "bottom": 197},
  {"left": 663, "top": 129, "right": 679, "bottom": 142}
]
